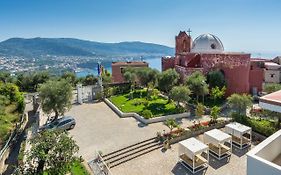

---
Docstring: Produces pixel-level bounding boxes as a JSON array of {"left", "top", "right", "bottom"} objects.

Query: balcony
[{"left": 247, "top": 129, "right": 281, "bottom": 175}]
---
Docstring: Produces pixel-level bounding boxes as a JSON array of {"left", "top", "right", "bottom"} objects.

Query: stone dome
[{"left": 191, "top": 33, "right": 224, "bottom": 53}]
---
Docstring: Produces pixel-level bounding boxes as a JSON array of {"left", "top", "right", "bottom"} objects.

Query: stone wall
[
  {"left": 161, "top": 56, "right": 175, "bottom": 71},
  {"left": 104, "top": 98, "right": 190, "bottom": 124}
]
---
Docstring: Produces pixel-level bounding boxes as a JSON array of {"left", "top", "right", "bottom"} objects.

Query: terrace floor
[{"left": 111, "top": 134, "right": 253, "bottom": 175}]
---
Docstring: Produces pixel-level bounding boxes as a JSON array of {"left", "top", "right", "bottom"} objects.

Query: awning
[
  {"left": 225, "top": 122, "right": 251, "bottom": 138},
  {"left": 204, "top": 129, "right": 231, "bottom": 146},
  {"left": 179, "top": 137, "right": 208, "bottom": 159},
  {"left": 259, "top": 90, "right": 281, "bottom": 113}
]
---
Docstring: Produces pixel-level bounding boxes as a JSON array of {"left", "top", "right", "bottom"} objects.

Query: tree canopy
[
  {"left": 227, "top": 93, "right": 252, "bottom": 115},
  {"left": 210, "top": 86, "right": 226, "bottom": 102},
  {"left": 169, "top": 85, "right": 191, "bottom": 107},
  {"left": 165, "top": 118, "right": 179, "bottom": 132},
  {"left": 185, "top": 71, "right": 209, "bottom": 102},
  {"left": 158, "top": 69, "right": 179, "bottom": 93},
  {"left": 207, "top": 70, "right": 226, "bottom": 88},
  {"left": 38, "top": 79, "right": 72, "bottom": 120},
  {"left": 17, "top": 130, "right": 79, "bottom": 175}
]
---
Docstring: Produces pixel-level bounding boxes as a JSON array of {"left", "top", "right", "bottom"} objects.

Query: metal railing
[{"left": 88, "top": 151, "right": 113, "bottom": 175}]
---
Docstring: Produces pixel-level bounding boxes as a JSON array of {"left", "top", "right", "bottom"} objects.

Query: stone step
[
  {"left": 105, "top": 141, "right": 160, "bottom": 165},
  {"left": 109, "top": 144, "right": 162, "bottom": 168},
  {"left": 102, "top": 137, "right": 157, "bottom": 158},
  {"left": 103, "top": 139, "right": 158, "bottom": 162}
]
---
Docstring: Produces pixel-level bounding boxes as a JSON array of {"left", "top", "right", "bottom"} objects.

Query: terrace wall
[{"left": 104, "top": 98, "right": 190, "bottom": 124}]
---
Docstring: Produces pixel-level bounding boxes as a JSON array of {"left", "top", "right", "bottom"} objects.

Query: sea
[{"left": 75, "top": 57, "right": 162, "bottom": 78}]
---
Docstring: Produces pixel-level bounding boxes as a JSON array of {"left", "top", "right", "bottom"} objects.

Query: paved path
[
  {"left": 67, "top": 102, "right": 167, "bottom": 161},
  {"left": 67, "top": 102, "right": 212, "bottom": 162},
  {"left": 112, "top": 134, "right": 250, "bottom": 175}
]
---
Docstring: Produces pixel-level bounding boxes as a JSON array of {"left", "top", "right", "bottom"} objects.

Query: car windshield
[{"left": 48, "top": 120, "right": 59, "bottom": 128}]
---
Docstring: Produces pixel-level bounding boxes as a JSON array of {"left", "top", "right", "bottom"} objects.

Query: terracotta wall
[
  {"left": 200, "top": 53, "right": 251, "bottom": 96},
  {"left": 162, "top": 57, "right": 175, "bottom": 71},
  {"left": 112, "top": 63, "right": 148, "bottom": 83}
]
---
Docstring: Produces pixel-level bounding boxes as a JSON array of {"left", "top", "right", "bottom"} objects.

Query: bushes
[
  {"left": 141, "top": 109, "right": 152, "bottom": 119},
  {"left": 232, "top": 113, "right": 277, "bottom": 137}
]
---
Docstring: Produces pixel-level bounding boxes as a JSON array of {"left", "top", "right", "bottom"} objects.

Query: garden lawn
[
  {"left": 109, "top": 90, "right": 183, "bottom": 118},
  {"left": 43, "top": 161, "right": 90, "bottom": 175}
]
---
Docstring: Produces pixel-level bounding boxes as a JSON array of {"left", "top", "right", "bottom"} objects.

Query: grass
[
  {"left": 109, "top": 89, "right": 184, "bottom": 118},
  {"left": 0, "top": 103, "right": 20, "bottom": 146},
  {"left": 71, "top": 161, "right": 90, "bottom": 175},
  {"left": 43, "top": 160, "right": 90, "bottom": 175}
]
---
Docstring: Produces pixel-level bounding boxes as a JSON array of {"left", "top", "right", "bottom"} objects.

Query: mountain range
[{"left": 0, "top": 38, "right": 174, "bottom": 58}]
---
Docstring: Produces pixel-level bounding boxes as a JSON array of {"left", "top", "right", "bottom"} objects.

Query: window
[
  {"left": 211, "top": 43, "right": 216, "bottom": 49},
  {"left": 58, "top": 120, "right": 70, "bottom": 126},
  {"left": 270, "top": 74, "right": 275, "bottom": 78}
]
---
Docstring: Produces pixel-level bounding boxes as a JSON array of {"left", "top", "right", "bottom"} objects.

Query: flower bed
[{"left": 158, "top": 120, "right": 230, "bottom": 144}]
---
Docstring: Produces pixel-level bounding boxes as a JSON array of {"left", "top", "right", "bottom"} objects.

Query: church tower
[{"left": 175, "top": 31, "right": 192, "bottom": 54}]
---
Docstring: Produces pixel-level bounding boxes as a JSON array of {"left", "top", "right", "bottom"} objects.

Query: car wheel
[{"left": 70, "top": 124, "right": 75, "bottom": 129}]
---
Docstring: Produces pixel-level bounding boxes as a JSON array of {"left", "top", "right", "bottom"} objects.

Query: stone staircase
[{"left": 101, "top": 137, "right": 162, "bottom": 168}]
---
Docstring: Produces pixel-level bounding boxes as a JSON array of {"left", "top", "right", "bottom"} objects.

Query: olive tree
[
  {"left": 207, "top": 70, "right": 226, "bottom": 88},
  {"left": 227, "top": 93, "right": 252, "bottom": 115},
  {"left": 185, "top": 71, "right": 209, "bottom": 103},
  {"left": 169, "top": 85, "right": 191, "bottom": 107},
  {"left": 17, "top": 130, "right": 79, "bottom": 175},
  {"left": 38, "top": 79, "right": 72, "bottom": 121},
  {"left": 158, "top": 69, "right": 179, "bottom": 93}
]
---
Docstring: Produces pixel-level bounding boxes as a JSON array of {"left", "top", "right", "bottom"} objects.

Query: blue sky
[{"left": 0, "top": 0, "right": 281, "bottom": 55}]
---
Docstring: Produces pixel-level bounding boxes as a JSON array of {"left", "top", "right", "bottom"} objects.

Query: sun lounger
[{"left": 179, "top": 154, "right": 207, "bottom": 170}]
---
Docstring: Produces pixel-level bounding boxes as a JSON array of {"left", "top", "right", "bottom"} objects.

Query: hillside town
[{"left": 1, "top": 1, "right": 281, "bottom": 175}]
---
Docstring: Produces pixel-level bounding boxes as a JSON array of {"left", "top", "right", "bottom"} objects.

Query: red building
[
  {"left": 112, "top": 61, "right": 149, "bottom": 83},
  {"left": 162, "top": 31, "right": 264, "bottom": 96}
]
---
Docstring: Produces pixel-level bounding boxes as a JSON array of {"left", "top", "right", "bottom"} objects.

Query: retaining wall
[{"left": 104, "top": 98, "right": 190, "bottom": 124}]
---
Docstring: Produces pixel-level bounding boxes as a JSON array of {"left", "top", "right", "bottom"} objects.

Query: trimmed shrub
[
  {"left": 232, "top": 113, "right": 277, "bottom": 137},
  {"left": 141, "top": 109, "right": 153, "bottom": 119}
]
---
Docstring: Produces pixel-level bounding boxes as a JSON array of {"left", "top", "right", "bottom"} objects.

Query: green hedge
[{"left": 233, "top": 113, "right": 277, "bottom": 137}]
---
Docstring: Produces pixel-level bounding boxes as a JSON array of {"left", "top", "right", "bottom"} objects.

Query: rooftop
[{"left": 260, "top": 90, "right": 281, "bottom": 108}]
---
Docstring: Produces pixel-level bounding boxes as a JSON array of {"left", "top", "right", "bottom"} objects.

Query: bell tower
[{"left": 175, "top": 30, "right": 192, "bottom": 54}]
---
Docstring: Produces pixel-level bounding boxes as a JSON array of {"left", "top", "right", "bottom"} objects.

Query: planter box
[
  {"left": 104, "top": 98, "right": 190, "bottom": 125},
  {"left": 169, "top": 121, "right": 231, "bottom": 144}
]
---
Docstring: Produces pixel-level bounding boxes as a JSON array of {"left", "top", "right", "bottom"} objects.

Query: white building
[{"left": 247, "top": 90, "right": 281, "bottom": 175}]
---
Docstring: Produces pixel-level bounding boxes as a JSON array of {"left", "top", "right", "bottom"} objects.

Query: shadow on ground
[
  {"left": 207, "top": 154, "right": 230, "bottom": 170},
  {"left": 171, "top": 162, "right": 207, "bottom": 175},
  {"left": 232, "top": 146, "right": 250, "bottom": 157}
]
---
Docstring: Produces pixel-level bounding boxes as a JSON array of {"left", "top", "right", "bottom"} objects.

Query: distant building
[
  {"left": 264, "top": 62, "right": 281, "bottom": 83},
  {"left": 162, "top": 31, "right": 265, "bottom": 96},
  {"left": 111, "top": 61, "right": 149, "bottom": 83}
]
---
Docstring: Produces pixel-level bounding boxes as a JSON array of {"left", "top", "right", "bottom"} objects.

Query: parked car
[{"left": 39, "top": 116, "right": 76, "bottom": 132}]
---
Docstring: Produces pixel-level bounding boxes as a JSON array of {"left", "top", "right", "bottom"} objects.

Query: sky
[{"left": 0, "top": 0, "right": 281, "bottom": 56}]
